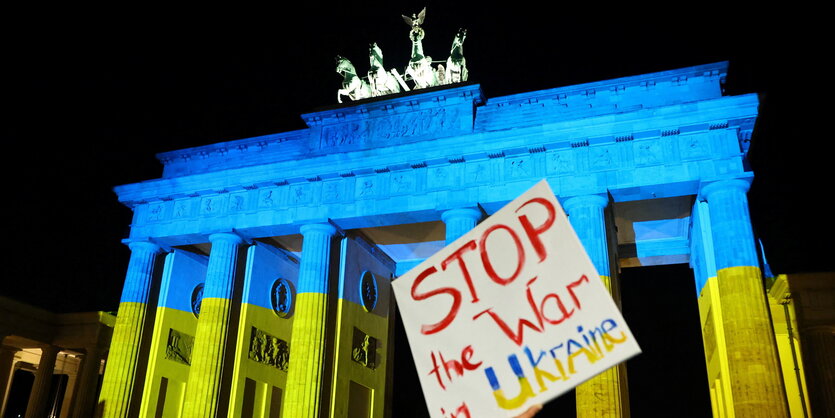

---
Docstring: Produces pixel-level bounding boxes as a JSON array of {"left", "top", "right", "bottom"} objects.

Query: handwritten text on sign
[{"left": 392, "top": 180, "right": 641, "bottom": 417}]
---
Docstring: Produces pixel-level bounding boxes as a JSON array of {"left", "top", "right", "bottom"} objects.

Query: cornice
[{"left": 483, "top": 61, "right": 727, "bottom": 106}]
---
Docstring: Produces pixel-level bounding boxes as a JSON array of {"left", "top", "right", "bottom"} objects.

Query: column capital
[
  {"left": 300, "top": 222, "right": 337, "bottom": 237},
  {"left": 441, "top": 207, "right": 482, "bottom": 224},
  {"left": 563, "top": 194, "right": 608, "bottom": 213},
  {"left": 699, "top": 178, "right": 751, "bottom": 200},
  {"left": 208, "top": 232, "right": 245, "bottom": 245},
  {"left": 127, "top": 240, "right": 163, "bottom": 254},
  {"left": 441, "top": 207, "right": 482, "bottom": 244}
]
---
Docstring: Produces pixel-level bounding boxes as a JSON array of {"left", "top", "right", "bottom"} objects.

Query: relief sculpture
[
  {"left": 351, "top": 327, "right": 377, "bottom": 369},
  {"left": 165, "top": 328, "right": 194, "bottom": 366},
  {"left": 319, "top": 107, "right": 457, "bottom": 152},
  {"left": 248, "top": 326, "right": 290, "bottom": 372}
]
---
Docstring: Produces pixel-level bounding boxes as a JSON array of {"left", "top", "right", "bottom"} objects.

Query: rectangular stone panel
[
  {"left": 165, "top": 328, "right": 194, "bottom": 366},
  {"left": 389, "top": 171, "right": 417, "bottom": 195},
  {"left": 248, "top": 326, "right": 290, "bottom": 372},
  {"left": 464, "top": 160, "right": 493, "bottom": 185},
  {"left": 546, "top": 150, "right": 576, "bottom": 174},
  {"left": 228, "top": 192, "right": 249, "bottom": 212},
  {"left": 426, "top": 164, "right": 457, "bottom": 190}
]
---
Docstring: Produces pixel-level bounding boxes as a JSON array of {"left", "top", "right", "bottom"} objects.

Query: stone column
[
  {"left": 0, "top": 342, "right": 18, "bottom": 416},
  {"left": 564, "top": 194, "right": 629, "bottom": 418},
  {"left": 182, "top": 232, "right": 245, "bottom": 417},
  {"left": 701, "top": 179, "right": 789, "bottom": 417},
  {"left": 442, "top": 207, "right": 482, "bottom": 244},
  {"left": 284, "top": 223, "right": 337, "bottom": 418},
  {"left": 26, "top": 344, "right": 59, "bottom": 418},
  {"left": 71, "top": 346, "right": 103, "bottom": 418},
  {"left": 98, "top": 241, "right": 162, "bottom": 417}
]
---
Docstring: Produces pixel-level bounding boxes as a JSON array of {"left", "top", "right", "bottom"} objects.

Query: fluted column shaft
[
  {"left": 565, "top": 194, "right": 628, "bottom": 418},
  {"left": 98, "top": 241, "right": 162, "bottom": 417},
  {"left": 285, "top": 223, "right": 337, "bottom": 418},
  {"left": 0, "top": 343, "right": 18, "bottom": 416},
  {"left": 26, "top": 345, "right": 59, "bottom": 418},
  {"left": 702, "top": 179, "right": 788, "bottom": 417},
  {"left": 564, "top": 195, "right": 610, "bottom": 282},
  {"left": 182, "top": 233, "right": 244, "bottom": 417},
  {"left": 71, "top": 346, "right": 102, "bottom": 418},
  {"left": 441, "top": 207, "right": 482, "bottom": 244}
]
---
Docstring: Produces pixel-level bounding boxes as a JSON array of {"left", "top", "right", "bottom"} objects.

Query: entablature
[
  {"left": 117, "top": 93, "right": 758, "bottom": 208},
  {"left": 117, "top": 62, "right": 759, "bottom": 247},
  {"left": 122, "top": 128, "right": 752, "bottom": 247}
]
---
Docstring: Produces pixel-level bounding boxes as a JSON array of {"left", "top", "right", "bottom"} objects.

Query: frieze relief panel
[
  {"left": 634, "top": 139, "right": 664, "bottom": 166},
  {"left": 464, "top": 159, "right": 493, "bottom": 185},
  {"left": 200, "top": 195, "right": 227, "bottom": 216},
  {"left": 546, "top": 150, "right": 576, "bottom": 175},
  {"left": 389, "top": 171, "right": 417, "bottom": 195},
  {"left": 426, "top": 164, "right": 457, "bottom": 190},
  {"left": 322, "top": 179, "right": 347, "bottom": 203},
  {"left": 317, "top": 107, "right": 463, "bottom": 153},
  {"left": 146, "top": 202, "right": 166, "bottom": 222},
  {"left": 227, "top": 192, "right": 248, "bottom": 212},
  {"left": 248, "top": 326, "right": 290, "bottom": 372},
  {"left": 258, "top": 187, "right": 288, "bottom": 209},
  {"left": 290, "top": 183, "right": 313, "bottom": 205},
  {"left": 506, "top": 156, "right": 534, "bottom": 179},
  {"left": 355, "top": 175, "right": 381, "bottom": 199},
  {"left": 589, "top": 146, "right": 615, "bottom": 170},
  {"left": 173, "top": 199, "right": 193, "bottom": 219}
]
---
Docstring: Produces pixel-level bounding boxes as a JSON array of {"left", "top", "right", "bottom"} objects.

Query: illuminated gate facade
[{"left": 98, "top": 62, "right": 810, "bottom": 417}]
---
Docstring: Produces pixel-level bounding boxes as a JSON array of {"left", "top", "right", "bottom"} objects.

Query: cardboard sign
[{"left": 391, "top": 180, "right": 641, "bottom": 417}]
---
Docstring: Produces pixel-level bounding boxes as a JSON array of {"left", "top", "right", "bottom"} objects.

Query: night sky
[{"left": 1, "top": 5, "right": 825, "bottom": 416}]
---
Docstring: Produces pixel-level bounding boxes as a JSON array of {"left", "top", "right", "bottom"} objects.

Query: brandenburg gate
[{"left": 97, "top": 59, "right": 809, "bottom": 417}]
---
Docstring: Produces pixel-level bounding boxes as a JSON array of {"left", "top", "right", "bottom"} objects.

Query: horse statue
[
  {"left": 402, "top": 7, "right": 439, "bottom": 89},
  {"left": 444, "top": 28, "right": 468, "bottom": 84},
  {"left": 336, "top": 55, "right": 372, "bottom": 103},
  {"left": 367, "top": 43, "right": 401, "bottom": 96},
  {"left": 335, "top": 7, "right": 470, "bottom": 101}
]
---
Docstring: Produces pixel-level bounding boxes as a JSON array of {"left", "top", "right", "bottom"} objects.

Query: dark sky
[{"left": 2, "top": 4, "right": 825, "bottom": 316}]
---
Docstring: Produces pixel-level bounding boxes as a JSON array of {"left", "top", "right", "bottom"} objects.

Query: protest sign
[{"left": 391, "top": 179, "right": 641, "bottom": 417}]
